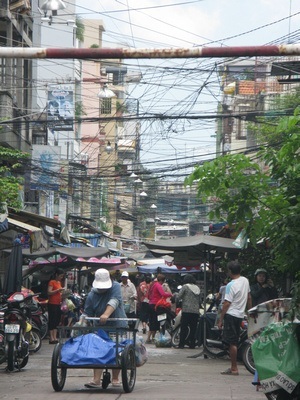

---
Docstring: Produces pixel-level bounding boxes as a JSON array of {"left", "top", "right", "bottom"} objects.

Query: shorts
[{"left": 222, "top": 314, "right": 242, "bottom": 346}]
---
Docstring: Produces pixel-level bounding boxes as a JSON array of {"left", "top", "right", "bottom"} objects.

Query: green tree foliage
[
  {"left": 185, "top": 108, "right": 300, "bottom": 275},
  {"left": 75, "top": 16, "right": 85, "bottom": 42},
  {"left": 0, "top": 146, "right": 29, "bottom": 209},
  {"left": 249, "top": 88, "right": 300, "bottom": 146}
]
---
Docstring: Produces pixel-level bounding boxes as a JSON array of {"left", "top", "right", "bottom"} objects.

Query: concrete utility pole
[{"left": 0, "top": 44, "right": 300, "bottom": 59}]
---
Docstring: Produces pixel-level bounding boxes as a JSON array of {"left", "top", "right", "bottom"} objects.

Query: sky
[{"left": 70, "top": 0, "right": 300, "bottom": 180}]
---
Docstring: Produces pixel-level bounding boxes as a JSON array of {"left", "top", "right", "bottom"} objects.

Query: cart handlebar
[{"left": 85, "top": 317, "right": 139, "bottom": 321}]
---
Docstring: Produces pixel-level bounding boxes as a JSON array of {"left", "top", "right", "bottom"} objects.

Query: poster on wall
[
  {"left": 30, "top": 145, "right": 61, "bottom": 191},
  {"left": 47, "top": 84, "right": 74, "bottom": 131}
]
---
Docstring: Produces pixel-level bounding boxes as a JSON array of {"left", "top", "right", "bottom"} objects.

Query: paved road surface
[{"left": 0, "top": 338, "right": 266, "bottom": 400}]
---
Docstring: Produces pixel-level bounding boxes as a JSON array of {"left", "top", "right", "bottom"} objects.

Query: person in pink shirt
[{"left": 146, "top": 274, "right": 172, "bottom": 343}]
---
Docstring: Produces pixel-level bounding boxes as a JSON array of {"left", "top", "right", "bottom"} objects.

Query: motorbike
[
  {"left": 27, "top": 295, "right": 48, "bottom": 342},
  {"left": 171, "top": 310, "right": 222, "bottom": 348},
  {"left": 20, "top": 288, "right": 48, "bottom": 342},
  {"left": 170, "top": 293, "right": 219, "bottom": 348},
  {"left": 0, "top": 292, "right": 37, "bottom": 371},
  {"left": 156, "top": 304, "right": 176, "bottom": 336},
  {"left": 204, "top": 316, "right": 255, "bottom": 374}
]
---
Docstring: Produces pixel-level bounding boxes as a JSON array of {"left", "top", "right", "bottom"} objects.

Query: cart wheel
[
  {"left": 102, "top": 371, "right": 111, "bottom": 389},
  {"left": 121, "top": 344, "right": 136, "bottom": 393},
  {"left": 51, "top": 344, "right": 67, "bottom": 392}
]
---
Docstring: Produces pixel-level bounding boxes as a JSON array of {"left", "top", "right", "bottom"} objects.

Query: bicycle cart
[{"left": 51, "top": 318, "right": 139, "bottom": 393}]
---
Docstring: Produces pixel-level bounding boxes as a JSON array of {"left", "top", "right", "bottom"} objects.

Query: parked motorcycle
[
  {"left": 156, "top": 305, "right": 176, "bottom": 335},
  {"left": 204, "top": 316, "right": 255, "bottom": 374},
  {"left": 26, "top": 294, "right": 48, "bottom": 341},
  {"left": 170, "top": 293, "right": 218, "bottom": 348},
  {"left": 0, "top": 292, "right": 35, "bottom": 371},
  {"left": 0, "top": 292, "right": 42, "bottom": 371}
]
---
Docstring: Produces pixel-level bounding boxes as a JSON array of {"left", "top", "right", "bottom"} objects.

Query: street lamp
[
  {"left": 40, "top": 0, "right": 76, "bottom": 28},
  {"left": 105, "top": 141, "right": 113, "bottom": 154},
  {"left": 97, "top": 85, "right": 116, "bottom": 99},
  {"left": 41, "top": 17, "right": 76, "bottom": 27},
  {"left": 41, "top": 0, "right": 66, "bottom": 16},
  {"left": 150, "top": 204, "right": 158, "bottom": 241}
]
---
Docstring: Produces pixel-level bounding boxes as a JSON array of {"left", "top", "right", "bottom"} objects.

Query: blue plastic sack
[{"left": 61, "top": 332, "right": 116, "bottom": 366}]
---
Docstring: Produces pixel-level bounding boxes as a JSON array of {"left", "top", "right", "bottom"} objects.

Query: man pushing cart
[{"left": 51, "top": 268, "right": 140, "bottom": 393}]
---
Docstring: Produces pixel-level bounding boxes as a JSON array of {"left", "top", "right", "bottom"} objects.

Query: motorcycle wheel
[
  {"left": 7, "top": 339, "right": 15, "bottom": 371},
  {"left": 171, "top": 326, "right": 190, "bottom": 347},
  {"left": 28, "top": 329, "right": 42, "bottom": 353},
  {"left": 165, "top": 319, "right": 172, "bottom": 335},
  {"left": 264, "top": 389, "right": 296, "bottom": 399},
  {"left": 18, "top": 354, "right": 29, "bottom": 369},
  {"left": 0, "top": 331, "right": 6, "bottom": 364},
  {"left": 40, "top": 315, "right": 48, "bottom": 340},
  {"left": 242, "top": 342, "right": 255, "bottom": 374}
]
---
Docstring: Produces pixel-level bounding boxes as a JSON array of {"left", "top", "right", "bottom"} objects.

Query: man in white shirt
[
  {"left": 217, "top": 260, "right": 252, "bottom": 376},
  {"left": 120, "top": 271, "right": 137, "bottom": 318}
]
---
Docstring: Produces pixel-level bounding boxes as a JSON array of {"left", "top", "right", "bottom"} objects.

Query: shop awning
[
  {"left": 143, "top": 235, "right": 240, "bottom": 267},
  {"left": 143, "top": 235, "right": 240, "bottom": 253},
  {"left": 7, "top": 207, "right": 71, "bottom": 245},
  {"left": 137, "top": 264, "right": 200, "bottom": 274},
  {"left": 8, "top": 207, "right": 61, "bottom": 229},
  {"left": 7, "top": 217, "right": 43, "bottom": 252},
  {"left": 70, "top": 217, "right": 111, "bottom": 237},
  {"left": 4, "top": 245, "right": 110, "bottom": 259},
  {"left": 58, "top": 247, "right": 109, "bottom": 259}
]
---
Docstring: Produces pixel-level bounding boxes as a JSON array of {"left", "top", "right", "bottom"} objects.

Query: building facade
[
  {"left": 217, "top": 58, "right": 295, "bottom": 156},
  {"left": 0, "top": 0, "right": 34, "bottom": 153}
]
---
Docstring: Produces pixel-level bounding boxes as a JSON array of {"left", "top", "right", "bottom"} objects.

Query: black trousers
[{"left": 179, "top": 312, "right": 198, "bottom": 348}]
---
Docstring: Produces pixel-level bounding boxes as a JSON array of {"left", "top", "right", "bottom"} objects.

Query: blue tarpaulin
[{"left": 137, "top": 264, "right": 200, "bottom": 274}]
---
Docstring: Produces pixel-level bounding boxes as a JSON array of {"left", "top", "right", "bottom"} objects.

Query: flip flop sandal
[
  {"left": 221, "top": 368, "right": 239, "bottom": 375},
  {"left": 84, "top": 382, "right": 101, "bottom": 388}
]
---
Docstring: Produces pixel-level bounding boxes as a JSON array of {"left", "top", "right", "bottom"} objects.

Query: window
[{"left": 101, "top": 98, "right": 112, "bottom": 114}]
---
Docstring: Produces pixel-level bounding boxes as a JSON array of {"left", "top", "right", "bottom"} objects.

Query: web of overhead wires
[{"left": 2, "top": 2, "right": 299, "bottom": 190}]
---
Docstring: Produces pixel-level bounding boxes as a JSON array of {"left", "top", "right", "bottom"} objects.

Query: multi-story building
[
  {"left": 217, "top": 58, "right": 293, "bottom": 156},
  {"left": 29, "top": 0, "right": 83, "bottom": 225},
  {"left": 80, "top": 19, "right": 141, "bottom": 238},
  {"left": 0, "top": 0, "right": 34, "bottom": 153},
  {"left": 141, "top": 180, "right": 211, "bottom": 240}
]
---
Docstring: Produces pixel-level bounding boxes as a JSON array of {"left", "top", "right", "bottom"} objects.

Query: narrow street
[{"left": 0, "top": 339, "right": 265, "bottom": 400}]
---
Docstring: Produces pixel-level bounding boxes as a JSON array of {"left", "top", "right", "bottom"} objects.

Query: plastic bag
[
  {"left": 66, "top": 298, "right": 75, "bottom": 311},
  {"left": 154, "top": 331, "right": 172, "bottom": 348},
  {"left": 274, "top": 324, "right": 300, "bottom": 393},
  {"left": 252, "top": 322, "right": 300, "bottom": 394},
  {"left": 155, "top": 297, "right": 171, "bottom": 311},
  {"left": 71, "top": 316, "right": 88, "bottom": 338},
  {"left": 61, "top": 332, "right": 116, "bottom": 366},
  {"left": 135, "top": 337, "right": 148, "bottom": 367},
  {"left": 61, "top": 300, "right": 68, "bottom": 313},
  {"left": 121, "top": 337, "right": 148, "bottom": 366}
]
